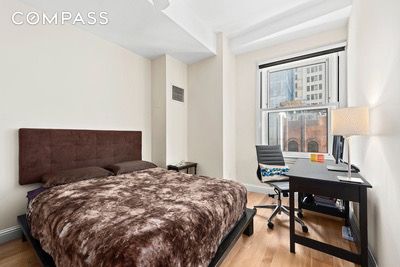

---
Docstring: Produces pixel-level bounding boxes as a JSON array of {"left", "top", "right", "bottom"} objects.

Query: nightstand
[{"left": 167, "top": 162, "right": 197, "bottom": 174}]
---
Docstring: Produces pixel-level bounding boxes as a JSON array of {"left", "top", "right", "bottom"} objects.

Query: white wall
[
  {"left": 186, "top": 33, "right": 238, "bottom": 180},
  {"left": 151, "top": 56, "right": 167, "bottom": 167},
  {"left": 151, "top": 55, "right": 188, "bottom": 167},
  {"left": 166, "top": 55, "right": 188, "bottom": 165},
  {"left": 347, "top": 0, "right": 400, "bottom": 265},
  {"left": 235, "top": 28, "right": 348, "bottom": 188},
  {"left": 222, "top": 35, "right": 237, "bottom": 180},
  {"left": 188, "top": 51, "right": 223, "bottom": 177},
  {"left": 0, "top": 0, "right": 152, "bottom": 231}
]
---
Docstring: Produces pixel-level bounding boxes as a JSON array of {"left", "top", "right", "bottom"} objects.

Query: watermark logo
[{"left": 11, "top": 11, "right": 109, "bottom": 25}]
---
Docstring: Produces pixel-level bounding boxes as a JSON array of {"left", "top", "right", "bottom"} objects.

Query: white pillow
[{"left": 259, "top": 163, "right": 289, "bottom": 182}]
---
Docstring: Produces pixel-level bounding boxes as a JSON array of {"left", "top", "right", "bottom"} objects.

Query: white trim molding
[
  {"left": 256, "top": 42, "right": 347, "bottom": 67},
  {"left": 0, "top": 225, "right": 21, "bottom": 245}
]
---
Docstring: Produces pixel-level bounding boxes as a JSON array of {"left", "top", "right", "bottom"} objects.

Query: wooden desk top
[{"left": 287, "top": 158, "right": 372, "bottom": 188}]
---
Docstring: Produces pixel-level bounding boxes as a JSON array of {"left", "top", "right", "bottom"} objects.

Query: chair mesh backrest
[{"left": 256, "top": 145, "right": 285, "bottom": 166}]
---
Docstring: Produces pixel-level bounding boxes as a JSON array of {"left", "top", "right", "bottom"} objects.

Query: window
[
  {"left": 258, "top": 46, "right": 346, "bottom": 156},
  {"left": 266, "top": 109, "right": 328, "bottom": 153},
  {"left": 307, "top": 141, "right": 319, "bottom": 152},
  {"left": 288, "top": 140, "right": 299, "bottom": 152}
]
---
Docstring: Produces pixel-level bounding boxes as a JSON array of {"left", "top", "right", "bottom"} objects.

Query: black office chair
[{"left": 254, "top": 145, "right": 308, "bottom": 232}]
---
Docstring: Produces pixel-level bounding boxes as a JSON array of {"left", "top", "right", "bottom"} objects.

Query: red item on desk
[{"left": 310, "top": 153, "right": 325, "bottom": 163}]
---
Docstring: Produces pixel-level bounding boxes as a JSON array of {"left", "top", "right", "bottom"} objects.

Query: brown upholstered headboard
[{"left": 19, "top": 128, "right": 142, "bottom": 185}]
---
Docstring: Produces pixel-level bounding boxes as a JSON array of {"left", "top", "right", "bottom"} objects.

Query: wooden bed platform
[{"left": 18, "top": 208, "right": 255, "bottom": 267}]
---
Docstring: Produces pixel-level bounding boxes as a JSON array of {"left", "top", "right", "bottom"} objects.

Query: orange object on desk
[{"left": 310, "top": 153, "right": 325, "bottom": 163}]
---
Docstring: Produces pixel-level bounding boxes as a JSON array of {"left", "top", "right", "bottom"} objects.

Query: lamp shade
[{"left": 332, "top": 107, "right": 369, "bottom": 137}]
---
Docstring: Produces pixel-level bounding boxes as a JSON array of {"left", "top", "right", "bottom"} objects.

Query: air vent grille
[{"left": 172, "top": 86, "right": 184, "bottom": 102}]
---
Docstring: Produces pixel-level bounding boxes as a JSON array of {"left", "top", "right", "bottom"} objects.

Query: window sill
[{"left": 283, "top": 152, "right": 334, "bottom": 160}]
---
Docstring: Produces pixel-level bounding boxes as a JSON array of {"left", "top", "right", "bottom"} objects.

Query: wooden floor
[
  {"left": 222, "top": 192, "right": 358, "bottom": 267},
  {"left": 0, "top": 192, "right": 358, "bottom": 267}
]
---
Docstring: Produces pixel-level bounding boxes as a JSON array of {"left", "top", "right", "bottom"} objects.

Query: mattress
[{"left": 27, "top": 167, "right": 247, "bottom": 267}]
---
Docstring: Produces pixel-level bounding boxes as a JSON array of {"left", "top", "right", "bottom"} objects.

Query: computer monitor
[{"left": 332, "top": 135, "right": 344, "bottom": 164}]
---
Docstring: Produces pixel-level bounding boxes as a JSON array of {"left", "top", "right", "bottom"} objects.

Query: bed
[{"left": 18, "top": 128, "right": 255, "bottom": 267}]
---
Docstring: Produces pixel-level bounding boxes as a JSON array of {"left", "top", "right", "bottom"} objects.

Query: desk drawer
[{"left": 292, "top": 180, "right": 360, "bottom": 202}]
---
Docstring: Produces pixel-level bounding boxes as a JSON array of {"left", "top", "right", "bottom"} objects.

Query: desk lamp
[{"left": 331, "top": 107, "right": 369, "bottom": 182}]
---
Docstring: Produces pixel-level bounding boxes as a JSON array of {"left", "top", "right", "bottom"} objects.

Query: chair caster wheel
[
  {"left": 302, "top": 225, "right": 308, "bottom": 233},
  {"left": 267, "top": 222, "right": 274, "bottom": 229},
  {"left": 297, "top": 212, "right": 304, "bottom": 219}
]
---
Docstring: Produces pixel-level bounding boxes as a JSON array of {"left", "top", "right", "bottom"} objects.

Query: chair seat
[{"left": 266, "top": 181, "right": 289, "bottom": 192}]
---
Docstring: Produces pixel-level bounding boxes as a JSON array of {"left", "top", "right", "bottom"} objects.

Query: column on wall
[
  {"left": 187, "top": 33, "right": 237, "bottom": 179},
  {"left": 151, "top": 55, "right": 188, "bottom": 167},
  {"left": 151, "top": 56, "right": 167, "bottom": 167}
]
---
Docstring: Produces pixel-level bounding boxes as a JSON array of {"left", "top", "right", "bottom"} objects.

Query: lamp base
[{"left": 337, "top": 176, "right": 363, "bottom": 183}]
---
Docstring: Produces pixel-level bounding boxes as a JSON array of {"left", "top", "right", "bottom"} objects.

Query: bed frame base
[
  {"left": 17, "top": 215, "right": 55, "bottom": 267},
  {"left": 18, "top": 208, "right": 255, "bottom": 267},
  {"left": 209, "top": 208, "right": 255, "bottom": 266}
]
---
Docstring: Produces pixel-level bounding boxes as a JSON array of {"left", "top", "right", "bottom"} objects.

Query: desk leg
[
  {"left": 344, "top": 200, "right": 350, "bottom": 226},
  {"left": 289, "top": 181, "right": 295, "bottom": 253},
  {"left": 298, "top": 192, "right": 303, "bottom": 213},
  {"left": 359, "top": 187, "right": 368, "bottom": 267}
]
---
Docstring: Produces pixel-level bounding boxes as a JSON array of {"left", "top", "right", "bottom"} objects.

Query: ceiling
[
  {"left": 182, "top": 0, "right": 310, "bottom": 38},
  {"left": 20, "top": 0, "right": 352, "bottom": 64}
]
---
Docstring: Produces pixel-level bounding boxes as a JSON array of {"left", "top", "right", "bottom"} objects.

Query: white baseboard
[
  {"left": 0, "top": 225, "right": 21, "bottom": 245},
  {"left": 243, "top": 183, "right": 274, "bottom": 194}
]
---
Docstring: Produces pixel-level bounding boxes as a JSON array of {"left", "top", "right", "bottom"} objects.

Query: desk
[{"left": 287, "top": 159, "right": 372, "bottom": 267}]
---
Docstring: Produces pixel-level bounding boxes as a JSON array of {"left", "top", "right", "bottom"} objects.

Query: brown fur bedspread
[{"left": 27, "top": 167, "right": 247, "bottom": 267}]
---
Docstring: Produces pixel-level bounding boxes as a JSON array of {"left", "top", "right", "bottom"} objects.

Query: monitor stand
[
  {"left": 327, "top": 165, "right": 358, "bottom": 173},
  {"left": 337, "top": 176, "right": 363, "bottom": 183}
]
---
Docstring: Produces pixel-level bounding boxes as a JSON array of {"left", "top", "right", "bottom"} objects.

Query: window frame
[
  {"left": 256, "top": 44, "right": 347, "bottom": 158},
  {"left": 262, "top": 55, "right": 332, "bottom": 109}
]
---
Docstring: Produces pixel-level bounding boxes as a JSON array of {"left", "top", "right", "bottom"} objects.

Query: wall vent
[{"left": 172, "top": 86, "right": 184, "bottom": 102}]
